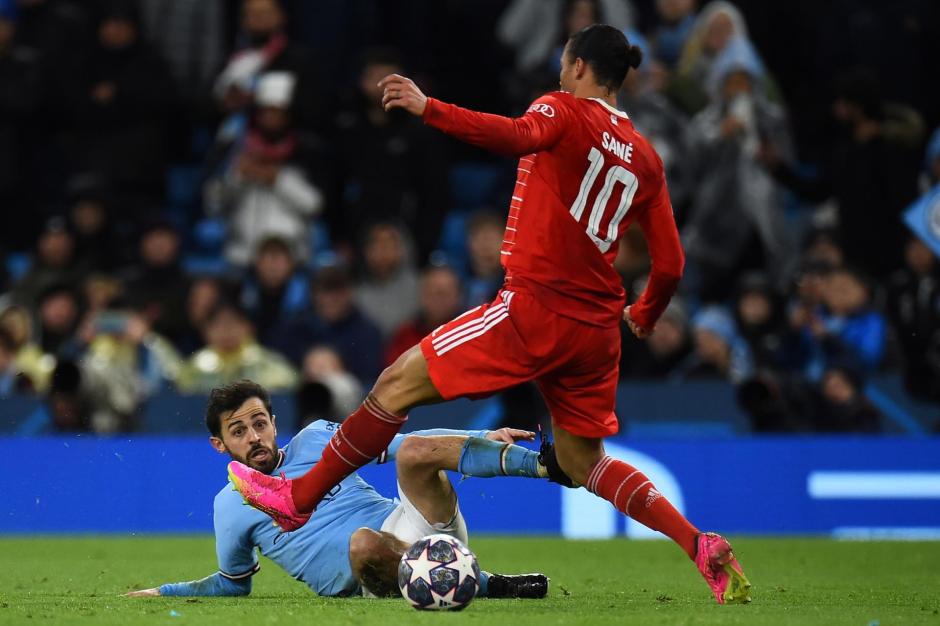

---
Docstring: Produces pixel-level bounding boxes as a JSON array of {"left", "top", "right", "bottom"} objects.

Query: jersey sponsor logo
[{"left": 527, "top": 103, "right": 555, "bottom": 118}]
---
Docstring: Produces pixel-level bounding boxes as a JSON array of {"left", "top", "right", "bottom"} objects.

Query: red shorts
[{"left": 420, "top": 290, "right": 621, "bottom": 438}]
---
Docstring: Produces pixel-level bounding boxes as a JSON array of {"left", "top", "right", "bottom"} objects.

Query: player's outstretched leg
[
  {"left": 229, "top": 346, "right": 443, "bottom": 530},
  {"left": 552, "top": 428, "right": 751, "bottom": 604}
]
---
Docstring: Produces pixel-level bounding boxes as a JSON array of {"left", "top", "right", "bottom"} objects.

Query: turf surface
[{"left": 0, "top": 536, "right": 938, "bottom": 625}]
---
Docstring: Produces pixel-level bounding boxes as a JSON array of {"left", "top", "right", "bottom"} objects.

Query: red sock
[
  {"left": 586, "top": 456, "right": 699, "bottom": 559},
  {"left": 290, "top": 395, "right": 407, "bottom": 512}
]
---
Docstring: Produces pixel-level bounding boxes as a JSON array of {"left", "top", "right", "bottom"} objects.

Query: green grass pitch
[{"left": 1, "top": 536, "right": 938, "bottom": 625}]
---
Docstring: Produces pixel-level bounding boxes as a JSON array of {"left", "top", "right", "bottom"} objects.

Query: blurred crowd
[{"left": 0, "top": 0, "right": 938, "bottom": 435}]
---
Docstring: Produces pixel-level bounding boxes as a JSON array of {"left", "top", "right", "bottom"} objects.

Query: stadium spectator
[
  {"left": 355, "top": 222, "right": 419, "bottom": 339},
  {"left": 732, "top": 272, "right": 785, "bottom": 371},
  {"left": 464, "top": 211, "right": 506, "bottom": 307},
  {"left": 790, "top": 267, "right": 887, "bottom": 381},
  {"left": 121, "top": 219, "right": 188, "bottom": 347},
  {"left": 800, "top": 228, "right": 845, "bottom": 270},
  {"left": 385, "top": 265, "right": 463, "bottom": 367},
  {"left": 682, "top": 36, "right": 796, "bottom": 301},
  {"left": 682, "top": 305, "right": 753, "bottom": 384},
  {"left": 176, "top": 300, "right": 297, "bottom": 394},
  {"left": 12, "top": 217, "right": 88, "bottom": 309},
  {"left": 616, "top": 30, "right": 691, "bottom": 212},
  {"left": 137, "top": 0, "right": 226, "bottom": 110},
  {"left": 177, "top": 276, "right": 228, "bottom": 356},
  {"left": 0, "top": 326, "right": 29, "bottom": 395},
  {"left": 620, "top": 299, "right": 692, "bottom": 379},
  {"left": 63, "top": 0, "right": 175, "bottom": 207},
  {"left": 651, "top": 0, "right": 696, "bottom": 68},
  {"left": 760, "top": 68, "right": 924, "bottom": 278},
  {"left": 0, "top": 304, "right": 52, "bottom": 392},
  {"left": 35, "top": 283, "right": 82, "bottom": 358},
  {"left": 812, "top": 361, "right": 882, "bottom": 433},
  {"left": 296, "top": 344, "right": 364, "bottom": 426},
  {"left": 212, "top": 0, "right": 321, "bottom": 128},
  {"left": 886, "top": 236, "right": 940, "bottom": 402},
  {"left": 925, "top": 126, "right": 940, "bottom": 186},
  {"left": 270, "top": 266, "right": 382, "bottom": 383},
  {"left": 0, "top": 3, "right": 42, "bottom": 251},
  {"left": 205, "top": 71, "right": 323, "bottom": 267},
  {"left": 239, "top": 235, "right": 308, "bottom": 346},
  {"left": 670, "top": 1, "right": 779, "bottom": 115},
  {"left": 496, "top": 0, "right": 633, "bottom": 74},
  {"left": 330, "top": 47, "right": 449, "bottom": 263},
  {"left": 65, "top": 174, "right": 121, "bottom": 272},
  {"left": 80, "top": 306, "right": 181, "bottom": 397}
]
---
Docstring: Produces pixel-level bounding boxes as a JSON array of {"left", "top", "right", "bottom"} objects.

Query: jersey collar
[{"left": 589, "top": 97, "right": 629, "bottom": 119}]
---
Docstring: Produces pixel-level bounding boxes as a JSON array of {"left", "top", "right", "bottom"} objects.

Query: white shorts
[{"left": 380, "top": 481, "right": 469, "bottom": 546}]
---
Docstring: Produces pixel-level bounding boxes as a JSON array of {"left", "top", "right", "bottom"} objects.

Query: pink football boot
[
  {"left": 694, "top": 532, "right": 752, "bottom": 604},
  {"left": 227, "top": 462, "right": 310, "bottom": 532}
]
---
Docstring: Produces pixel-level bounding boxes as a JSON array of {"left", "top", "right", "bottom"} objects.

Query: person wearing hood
[
  {"left": 732, "top": 271, "right": 785, "bottom": 371},
  {"left": 354, "top": 222, "right": 420, "bottom": 339},
  {"left": 63, "top": 0, "right": 175, "bottom": 207},
  {"left": 671, "top": 1, "right": 778, "bottom": 114},
  {"left": 812, "top": 360, "right": 881, "bottom": 433},
  {"left": 682, "top": 36, "right": 796, "bottom": 302},
  {"left": 205, "top": 70, "right": 324, "bottom": 268}
]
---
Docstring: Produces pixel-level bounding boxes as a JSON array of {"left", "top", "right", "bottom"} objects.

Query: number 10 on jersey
[{"left": 570, "top": 146, "right": 639, "bottom": 253}]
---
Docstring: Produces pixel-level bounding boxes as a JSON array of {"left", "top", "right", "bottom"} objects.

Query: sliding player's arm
[
  {"left": 376, "top": 428, "right": 536, "bottom": 464},
  {"left": 625, "top": 173, "right": 685, "bottom": 336},
  {"left": 379, "top": 73, "right": 571, "bottom": 156},
  {"left": 127, "top": 499, "right": 259, "bottom": 597}
]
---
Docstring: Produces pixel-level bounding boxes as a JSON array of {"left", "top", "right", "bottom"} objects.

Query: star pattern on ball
[{"left": 403, "top": 553, "right": 437, "bottom": 586}]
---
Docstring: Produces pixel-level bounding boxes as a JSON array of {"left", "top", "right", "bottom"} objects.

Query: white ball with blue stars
[{"left": 398, "top": 534, "right": 480, "bottom": 610}]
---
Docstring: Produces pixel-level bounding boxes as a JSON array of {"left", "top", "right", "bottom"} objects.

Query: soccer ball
[{"left": 398, "top": 534, "right": 480, "bottom": 610}]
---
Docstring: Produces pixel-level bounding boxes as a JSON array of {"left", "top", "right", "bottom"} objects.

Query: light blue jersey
[{"left": 161, "top": 421, "right": 488, "bottom": 598}]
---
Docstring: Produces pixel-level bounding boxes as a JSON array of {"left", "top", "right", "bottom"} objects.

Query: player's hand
[
  {"left": 485, "top": 428, "right": 536, "bottom": 444},
  {"left": 623, "top": 305, "right": 652, "bottom": 339},
  {"left": 378, "top": 74, "right": 427, "bottom": 116},
  {"left": 125, "top": 588, "right": 160, "bottom": 597}
]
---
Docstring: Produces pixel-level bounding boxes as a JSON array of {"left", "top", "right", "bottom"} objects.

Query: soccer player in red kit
[{"left": 229, "top": 25, "right": 751, "bottom": 604}]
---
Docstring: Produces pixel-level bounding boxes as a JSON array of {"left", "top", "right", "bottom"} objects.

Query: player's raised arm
[{"left": 379, "top": 73, "right": 570, "bottom": 157}]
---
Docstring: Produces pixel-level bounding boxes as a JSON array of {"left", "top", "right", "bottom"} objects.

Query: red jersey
[{"left": 423, "top": 91, "right": 684, "bottom": 329}]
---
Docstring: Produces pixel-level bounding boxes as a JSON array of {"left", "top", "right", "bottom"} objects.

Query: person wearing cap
[{"left": 205, "top": 70, "right": 323, "bottom": 268}]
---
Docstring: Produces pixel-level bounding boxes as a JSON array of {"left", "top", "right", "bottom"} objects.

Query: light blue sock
[
  {"left": 456, "top": 437, "right": 542, "bottom": 478},
  {"left": 477, "top": 570, "right": 490, "bottom": 597}
]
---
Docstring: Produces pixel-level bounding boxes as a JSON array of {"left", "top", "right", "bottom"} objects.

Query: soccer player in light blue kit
[{"left": 127, "top": 380, "right": 550, "bottom": 598}]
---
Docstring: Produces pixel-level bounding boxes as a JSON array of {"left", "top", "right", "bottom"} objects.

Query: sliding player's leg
[
  {"left": 349, "top": 528, "right": 411, "bottom": 597},
  {"left": 382, "top": 435, "right": 547, "bottom": 598}
]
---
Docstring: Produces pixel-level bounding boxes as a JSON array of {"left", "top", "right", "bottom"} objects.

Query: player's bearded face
[{"left": 216, "top": 399, "right": 280, "bottom": 474}]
